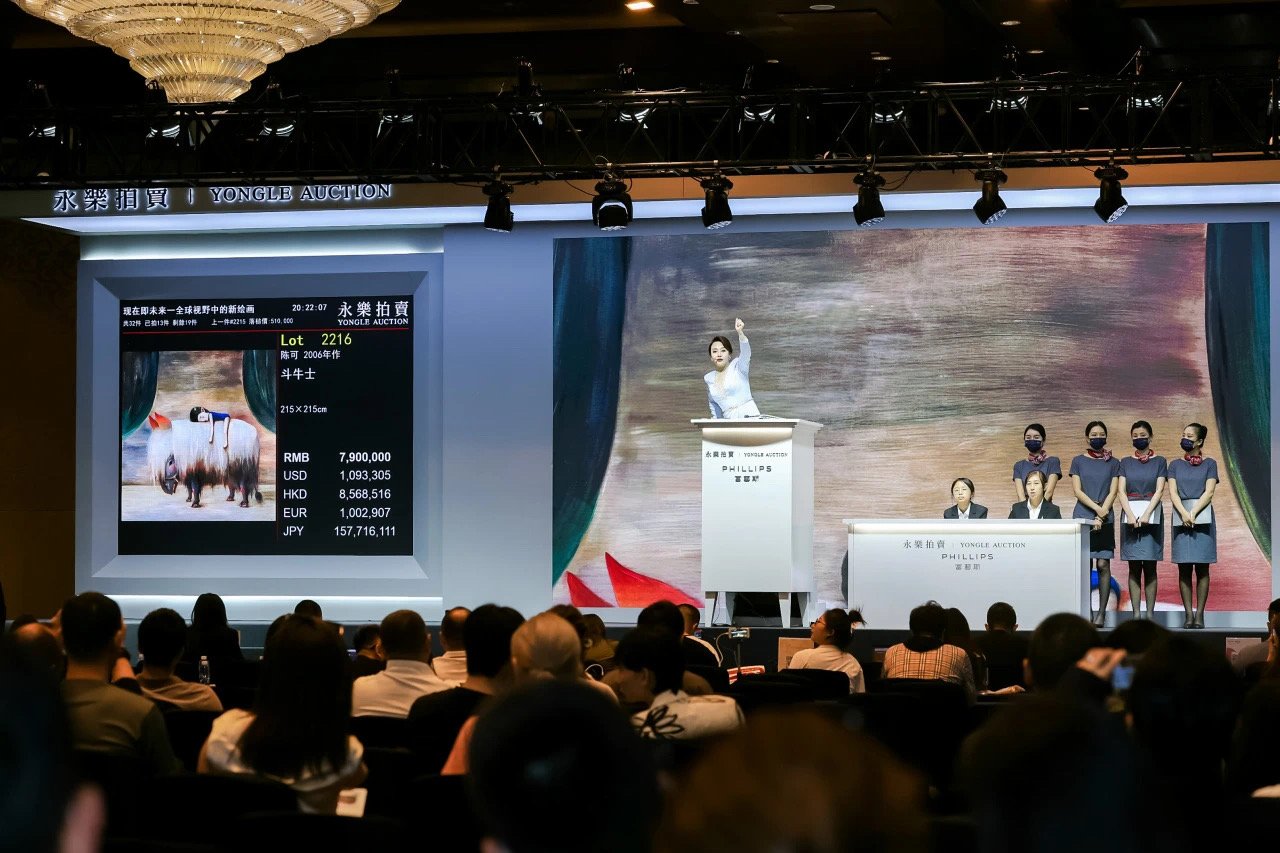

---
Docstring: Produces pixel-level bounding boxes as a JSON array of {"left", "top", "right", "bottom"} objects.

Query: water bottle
[{"left": 198, "top": 656, "right": 211, "bottom": 685}]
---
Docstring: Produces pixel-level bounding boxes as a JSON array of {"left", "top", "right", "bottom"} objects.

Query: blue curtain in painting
[
  {"left": 121, "top": 351, "right": 159, "bottom": 438},
  {"left": 242, "top": 350, "right": 278, "bottom": 433},
  {"left": 552, "top": 236, "right": 632, "bottom": 585},
  {"left": 1205, "top": 222, "right": 1270, "bottom": 560}
]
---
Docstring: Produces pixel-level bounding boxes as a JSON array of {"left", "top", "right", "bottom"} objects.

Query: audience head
[
  {"left": 1104, "top": 619, "right": 1170, "bottom": 655},
  {"left": 6, "top": 614, "right": 41, "bottom": 634},
  {"left": 1266, "top": 597, "right": 1280, "bottom": 632},
  {"left": 59, "top": 592, "right": 123, "bottom": 666},
  {"left": 1230, "top": 680, "right": 1280, "bottom": 794},
  {"left": 547, "top": 604, "right": 589, "bottom": 661},
  {"left": 942, "top": 607, "right": 974, "bottom": 648},
  {"left": 190, "top": 592, "right": 230, "bottom": 632},
  {"left": 464, "top": 604, "right": 526, "bottom": 679},
  {"left": 656, "top": 709, "right": 927, "bottom": 853},
  {"left": 351, "top": 624, "right": 381, "bottom": 656},
  {"left": 613, "top": 627, "right": 684, "bottom": 705},
  {"left": 469, "top": 681, "right": 660, "bottom": 853},
  {"left": 137, "top": 607, "right": 187, "bottom": 671},
  {"left": 510, "top": 613, "right": 583, "bottom": 683},
  {"left": 637, "top": 601, "right": 685, "bottom": 638},
  {"left": 440, "top": 606, "right": 470, "bottom": 652},
  {"left": 985, "top": 601, "right": 1017, "bottom": 632},
  {"left": 676, "top": 604, "right": 701, "bottom": 637},
  {"left": 582, "top": 613, "right": 609, "bottom": 645},
  {"left": 811, "top": 608, "right": 852, "bottom": 650},
  {"left": 293, "top": 599, "right": 323, "bottom": 620},
  {"left": 6, "top": 622, "right": 63, "bottom": 683},
  {"left": 378, "top": 609, "right": 430, "bottom": 662},
  {"left": 241, "top": 615, "right": 351, "bottom": 778},
  {"left": 907, "top": 602, "right": 947, "bottom": 640},
  {"left": 847, "top": 608, "right": 865, "bottom": 628},
  {"left": 1026, "top": 613, "right": 1099, "bottom": 689},
  {"left": 263, "top": 614, "right": 289, "bottom": 650}
]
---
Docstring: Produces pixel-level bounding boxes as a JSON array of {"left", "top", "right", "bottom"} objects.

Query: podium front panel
[{"left": 846, "top": 520, "right": 1090, "bottom": 631}]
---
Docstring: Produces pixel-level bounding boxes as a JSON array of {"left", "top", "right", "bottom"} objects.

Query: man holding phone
[{"left": 1231, "top": 598, "right": 1280, "bottom": 675}]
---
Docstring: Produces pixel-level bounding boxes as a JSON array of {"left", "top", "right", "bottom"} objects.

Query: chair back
[
  {"left": 75, "top": 750, "right": 148, "bottom": 838},
  {"left": 350, "top": 715, "right": 410, "bottom": 749},
  {"left": 162, "top": 710, "right": 220, "bottom": 772},
  {"left": 220, "top": 813, "right": 406, "bottom": 852},
  {"left": 406, "top": 774, "right": 483, "bottom": 851},
  {"left": 686, "top": 663, "right": 731, "bottom": 694},
  {"left": 142, "top": 773, "right": 297, "bottom": 843},
  {"left": 727, "top": 673, "right": 819, "bottom": 713},
  {"left": 362, "top": 746, "right": 428, "bottom": 819},
  {"left": 781, "top": 667, "right": 852, "bottom": 699}
]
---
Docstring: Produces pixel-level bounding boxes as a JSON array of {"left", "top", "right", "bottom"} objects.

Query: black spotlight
[
  {"left": 1094, "top": 165, "right": 1129, "bottom": 223},
  {"left": 700, "top": 175, "right": 733, "bottom": 229},
  {"left": 483, "top": 178, "right": 514, "bottom": 232},
  {"left": 853, "top": 171, "right": 886, "bottom": 226},
  {"left": 592, "top": 176, "right": 633, "bottom": 230},
  {"left": 973, "top": 168, "right": 1008, "bottom": 225}
]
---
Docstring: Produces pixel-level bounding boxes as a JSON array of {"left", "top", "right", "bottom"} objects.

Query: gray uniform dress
[
  {"left": 1169, "top": 457, "right": 1218, "bottom": 564},
  {"left": 1117, "top": 455, "right": 1168, "bottom": 561},
  {"left": 1013, "top": 456, "right": 1062, "bottom": 493},
  {"left": 1070, "top": 453, "right": 1122, "bottom": 559}
]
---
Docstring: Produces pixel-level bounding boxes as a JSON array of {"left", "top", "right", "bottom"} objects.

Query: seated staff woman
[
  {"left": 1070, "top": 421, "right": 1122, "bottom": 626},
  {"left": 1168, "top": 423, "right": 1218, "bottom": 629},
  {"left": 1008, "top": 470, "right": 1062, "bottom": 518},
  {"left": 944, "top": 478, "right": 988, "bottom": 519},
  {"left": 1013, "top": 423, "right": 1061, "bottom": 504},
  {"left": 1116, "top": 420, "right": 1167, "bottom": 621}
]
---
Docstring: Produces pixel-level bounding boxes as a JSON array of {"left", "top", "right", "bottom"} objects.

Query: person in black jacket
[
  {"left": 1009, "top": 470, "right": 1063, "bottom": 519},
  {"left": 184, "top": 592, "right": 243, "bottom": 663},
  {"left": 975, "top": 602, "right": 1029, "bottom": 690},
  {"left": 943, "top": 477, "right": 988, "bottom": 519}
]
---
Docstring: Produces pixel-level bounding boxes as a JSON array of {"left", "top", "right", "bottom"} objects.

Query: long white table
[{"left": 844, "top": 518, "right": 1092, "bottom": 630}]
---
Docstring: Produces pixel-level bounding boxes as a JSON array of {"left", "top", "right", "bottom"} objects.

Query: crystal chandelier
[{"left": 11, "top": 0, "right": 401, "bottom": 104}]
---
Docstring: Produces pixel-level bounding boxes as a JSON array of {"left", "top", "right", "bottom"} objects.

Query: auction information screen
[{"left": 118, "top": 296, "right": 413, "bottom": 556}]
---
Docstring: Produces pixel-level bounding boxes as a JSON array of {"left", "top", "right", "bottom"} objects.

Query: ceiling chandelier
[{"left": 11, "top": 0, "right": 401, "bottom": 104}]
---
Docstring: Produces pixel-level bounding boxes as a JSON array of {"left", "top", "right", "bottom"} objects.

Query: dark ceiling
[{"left": 3, "top": 0, "right": 1279, "bottom": 107}]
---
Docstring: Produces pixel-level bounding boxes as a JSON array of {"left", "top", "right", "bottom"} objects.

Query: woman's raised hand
[{"left": 734, "top": 318, "right": 745, "bottom": 334}]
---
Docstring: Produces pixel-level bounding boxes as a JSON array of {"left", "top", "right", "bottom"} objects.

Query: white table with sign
[
  {"left": 693, "top": 417, "right": 822, "bottom": 627},
  {"left": 844, "top": 519, "right": 1092, "bottom": 631}
]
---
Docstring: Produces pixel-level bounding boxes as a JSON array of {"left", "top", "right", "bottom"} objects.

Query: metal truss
[{"left": 3, "top": 72, "right": 1279, "bottom": 188}]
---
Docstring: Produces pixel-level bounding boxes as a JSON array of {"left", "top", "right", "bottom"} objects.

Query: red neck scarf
[
  {"left": 1026, "top": 450, "right": 1048, "bottom": 464},
  {"left": 1132, "top": 449, "right": 1154, "bottom": 462},
  {"left": 1086, "top": 448, "right": 1113, "bottom": 462},
  {"left": 1183, "top": 453, "right": 1204, "bottom": 466}
]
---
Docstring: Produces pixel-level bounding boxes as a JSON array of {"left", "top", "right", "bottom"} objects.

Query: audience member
[
  {"left": 1230, "top": 680, "right": 1280, "bottom": 795},
  {"left": 0, "top": 633, "right": 106, "bottom": 853},
  {"left": 547, "top": 605, "right": 622, "bottom": 696},
  {"left": 432, "top": 606, "right": 470, "bottom": 684},
  {"left": 639, "top": 600, "right": 718, "bottom": 670},
  {"left": 882, "top": 602, "right": 976, "bottom": 701},
  {"left": 262, "top": 613, "right": 289, "bottom": 652},
  {"left": 788, "top": 608, "right": 865, "bottom": 693},
  {"left": 583, "top": 613, "right": 617, "bottom": 665},
  {"left": 613, "top": 627, "right": 743, "bottom": 740},
  {"left": 406, "top": 604, "right": 524, "bottom": 770},
  {"left": 351, "top": 609, "right": 449, "bottom": 718},
  {"left": 349, "top": 624, "right": 385, "bottom": 678},
  {"left": 199, "top": 615, "right": 365, "bottom": 813},
  {"left": 136, "top": 608, "right": 222, "bottom": 712},
  {"left": 943, "top": 607, "right": 988, "bottom": 691},
  {"left": 1024, "top": 613, "right": 1100, "bottom": 691},
  {"left": 6, "top": 620, "right": 64, "bottom": 681},
  {"left": 677, "top": 604, "right": 722, "bottom": 666},
  {"left": 60, "top": 592, "right": 181, "bottom": 775},
  {"left": 655, "top": 709, "right": 927, "bottom": 853},
  {"left": 468, "top": 681, "right": 661, "bottom": 853},
  {"left": 976, "top": 601, "right": 1027, "bottom": 690},
  {"left": 1232, "top": 597, "right": 1280, "bottom": 675},
  {"left": 1104, "top": 618, "right": 1170, "bottom": 655},
  {"left": 293, "top": 599, "right": 323, "bottom": 620},
  {"left": 184, "top": 592, "right": 243, "bottom": 664}
]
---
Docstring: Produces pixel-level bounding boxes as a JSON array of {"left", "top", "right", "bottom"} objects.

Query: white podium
[
  {"left": 844, "top": 519, "right": 1092, "bottom": 631},
  {"left": 692, "top": 418, "right": 822, "bottom": 626}
]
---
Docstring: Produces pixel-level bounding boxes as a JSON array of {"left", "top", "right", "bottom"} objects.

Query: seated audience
[
  {"left": 1232, "top": 597, "right": 1280, "bottom": 674},
  {"left": 199, "top": 615, "right": 365, "bottom": 813},
  {"left": 656, "top": 709, "right": 926, "bottom": 853},
  {"left": 136, "top": 608, "right": 222, "bottom": 712},
  {"left": 6, "top": 619, "right": 64, "bottom": 681},
  {"left": 351, "top": 609, "right": 449, "bottom": 717},
  {"left": 60, "top": 592, "right": 181, "bottom": 774},
  {"left": 1024, "top": 613, "right": 1100, "bottom": 691},
  {"left": 639, "top": 600, "right": 718, "bottom": 670},
  {"left": 583, "top": 613, "right": 617, "bottom": 665},
  {"left": 788, "top": 608, "right": 865, "bottom": 693},
  {"left": 1230, "top": 680, "right": 1280, "bottom": 795},
  {"left": 613, "top": 627, "right": 743, "bottom": 740},
  {"left": 678, "top": 603, "right": 722, "bottom": 666},
  {"left": 943, "top": 607, "right": 988, "bottom": 690},
  {"left": 406, "top": 604, "right": 524, "bottom": 770},
  {"left": 293, "top": 599, "right": 323, "bottom": 620},
  {"left": 882, "top": 602, "right": 976, "bottom": 702},
  {"left": 0, "top": 633, "right": 106, "bottom": 853},
  {"left": 548, "top": 604, "right": 622, "bottom": 696},
  {"left": 349, "top": 624, "right": 385, "bottom": 678},
  {"left": 432, "top": 606, "right": 470, "bottom": 684},
  {"left": 184, "top": 592, "right": 243, "bottom": 664},
  {"left": 469, "top": 681, "right": 661, "bottom": 853},
  {"left": 1104, "top": 618, "right": 1170, "bottom": 655},
  {"left": 975, "top": 601, "right": 1028, "bottom": 690}
]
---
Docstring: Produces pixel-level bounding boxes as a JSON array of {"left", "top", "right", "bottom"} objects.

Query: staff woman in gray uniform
[
  {"left": 1168, "top": 422, "right": 1218, "bottom": 629},
  {"left": 1070, "top": 421, "right": 1121, "bottom": 626},
  {"left": 1116, "top": 420, "right": 1167, "bottom": 620}
]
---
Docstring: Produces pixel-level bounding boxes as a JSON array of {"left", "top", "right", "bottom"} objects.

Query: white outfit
[
  {"left": 431, "top": 651, "right": 468, "bottom": 685},
  {"left": 202, "top": 709, "right": 363, "bottom": 814},
  {"left": 956, "top": 506, "right": 970, "bottom": 520},
  {"left": 704, "top": 336, "right": 759, "bottom": 419},
  {"left": 1027, "top": 500, "right": 1042, "bottom": 519},
  {"left": 631, "top": 690, "right": 744, "bottom": 740},
  {"left": 351, "top": 659, "right": 451, "bottom": 718},
  {"left": 787, "top": 645, "right": 866, "bottom": 694}
]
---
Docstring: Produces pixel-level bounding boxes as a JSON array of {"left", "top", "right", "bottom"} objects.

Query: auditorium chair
[
  {"left": 74, "top": 750, "right": 148, "bottom": 838},
  {"left": 728, "top": 673, "right": 820, "bottom": 713},
  {"left": 361, "top": 746, "right": 424, "bottom": 818},
  {"left": 845, "top": 681, "right": 972, "bottom": 788},
  {"left": 140, "top": 774, "right": 297, "bottom": 845},
  {"left": 349, "top": 715, "right": 410, "bottom": 749},
  {"left": 404, "top": 774, "right": 484, "bottom": 851},
  {"left": 212, "top": 683, "right": 256, "bottom": 711},
  {"left": 686, "top": 663, "right": 731, "bottom": 693},
  {"left": 220, "top": 813, "right": 407, "bottom": 852},
  {"left": 161, "top": 709, "right": 220, "bottom": 771},
  {"left": 928, "top": 815, "right": 979, "bottom": 853},
  {"left": 781, "top": 667, "right": 853, "bottom": 699}
]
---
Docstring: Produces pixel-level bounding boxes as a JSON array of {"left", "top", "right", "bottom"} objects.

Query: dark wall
[{"left": 0, "top": 219, "right": 77, "bottom": 618}]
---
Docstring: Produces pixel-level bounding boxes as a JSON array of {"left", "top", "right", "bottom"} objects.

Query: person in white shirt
[
  {"left": 351, "top": 609, "right": 450, "bottom": 718},
  {"left": 613, "top": 627, "right": 743, "bottom": 740},
  {"left": 678, "top": 603, "right": 723, "bottom": 666},
  {"left": 788, "top": 608, "right": 865, "bottom": 693},
  {"left": 432, "top": 606, "right": 469, "bottom": 685}
]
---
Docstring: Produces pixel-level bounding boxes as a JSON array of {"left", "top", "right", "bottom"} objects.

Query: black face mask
[
  {"left": 1089, "top": 437, "right": 1107, "bottom": 450},
  {"left": 1181, "top": 438, "right": 1196, "bottom": 452},
  {"left": 1132, "top": 438, "right": 1150, "bottom": 450},
  {"left": 1025, "top": 439, "right": 1043, "bottom": 453}
]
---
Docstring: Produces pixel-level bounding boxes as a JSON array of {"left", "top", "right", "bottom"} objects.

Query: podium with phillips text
[{"left": 692, "top": 418, "right": 822, "bottom": 626}]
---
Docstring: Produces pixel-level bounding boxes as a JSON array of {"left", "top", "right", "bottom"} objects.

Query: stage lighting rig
[
  {"left": 973, "top": 167, "right": 1008, "bottom": 224},
  {"left": 853, "top": 171, "right": 886, "bottom": 226},
  {"left": 483, "top": 177, "right": 514, "bottom": 232},
  {"left": 592, "top": 173, "right": 633, "bottom": 231},
  {"left": 1093, "top": 164, "right": 1129, "bottom": 223},
  {"left": 700, "top": 175, "right": 734, "bottom": 230}
]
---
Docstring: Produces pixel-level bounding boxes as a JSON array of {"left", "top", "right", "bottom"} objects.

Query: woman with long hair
[
  {"left": 943, "top": 607, "right": 988, "bottom": 691},
  {"left": 788, "top": 608, "right": 865, "bottom": 693},
  {"left": 184, "top": 592, "right": 243, "bottom": 663},
  {"left": 198, "top": 615, "right": 365, "bottom": 812}
]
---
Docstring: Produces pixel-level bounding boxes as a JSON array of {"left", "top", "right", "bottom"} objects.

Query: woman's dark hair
[
  {"left": 848, "top": 608, "right": 866, "bottom": 627},
  {"left": 707, "top": 335, "right": 734, "bottom": 357},
  {"left": 351, "top": 624, "right": 380, "bottom": 652},
  {"left": 1186, "top": 422, "right": 1208, "bottom": 443},
  {"left": 1130, "top": 420, "right": 1154, "bottom": 435},
  {"left": 188, "top": 406, "right": 205, "bottom": 422},
  {"left": 819, "top": 608, "right": 853, "bottom": 650},
  {"left": 1084, "top": 420, "right": 1108, "bottom": 437},
  {"left": 547, "top": 604, "right": 589, "bottom": 660},
  {"left": 1023, "top": 423, "right": 1047, "bottom": 440},
  {"left": 1024, "top": 470, "right": 1048, "bottom": 488},
  {"left": 950, "top": 477, "right": 975, "bottom": 496},
  {"left": 240, "top": 615, "right": 352, "bottom": 778},
  {"left": 190, "top": 593, "right": 229, "bottom": 632},
  {"left": 943, "top": 608, "right": 974, "bottom": 649}
]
